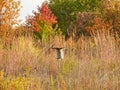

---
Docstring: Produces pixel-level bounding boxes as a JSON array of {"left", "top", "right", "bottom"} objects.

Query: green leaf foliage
[
  {"left": 100, "top": 0, "right": 120, "bottom": 35},
  {"left": 48, "top": 0, "right": 101, "bottom": 37}
]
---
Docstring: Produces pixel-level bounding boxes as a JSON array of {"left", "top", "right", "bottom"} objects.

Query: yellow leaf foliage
[{"left": 0, "top": 0, "right": 21, "bottom": 45}]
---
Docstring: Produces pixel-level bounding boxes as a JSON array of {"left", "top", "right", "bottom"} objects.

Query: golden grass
[{"left": 0, "top": 31, "right": 120, "bottom": 90}]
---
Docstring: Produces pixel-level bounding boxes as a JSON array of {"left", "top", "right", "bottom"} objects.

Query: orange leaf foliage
[
  {"left": 86, "top": 17, "right": 113, "bottom": 35},
  {"left": 26, "top": 3, "right": 57, "bottom": 32},
  {"left": 0, "top": 0, "right": 21, "bottom": 44}
]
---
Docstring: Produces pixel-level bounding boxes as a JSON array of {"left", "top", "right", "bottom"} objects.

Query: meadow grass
[{"left": 0, "top": 32, "right": 120, "bottom": 90}]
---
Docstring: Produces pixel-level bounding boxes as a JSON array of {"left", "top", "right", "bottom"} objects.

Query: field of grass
[{"left": 0, "top": 32, "right": 120, "bottom": 90}]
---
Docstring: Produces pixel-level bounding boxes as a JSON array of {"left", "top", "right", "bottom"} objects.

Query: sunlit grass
[{"left": 0, "top": 32, "right": 120, "bottom": 90}]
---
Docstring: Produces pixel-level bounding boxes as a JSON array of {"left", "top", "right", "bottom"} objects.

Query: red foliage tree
[
  {"left": 36, "top": 3, "right": 57, "bottom": 25},
  {"left": 26, "top": 3, "right": 57, "bottom": 32}
]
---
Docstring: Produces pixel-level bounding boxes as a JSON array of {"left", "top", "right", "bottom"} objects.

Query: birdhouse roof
[{"left": 52, "top": 36, "right": 65, "bottom": 49}]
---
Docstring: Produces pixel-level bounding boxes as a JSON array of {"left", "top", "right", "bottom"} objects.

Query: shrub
[
  {"left": 26, "top": 3, "right": 58, "bottom": 43},
  {"left": 86, "top": 17, "right": 113, "bottom": 35},
  {"left": 67, "top": 11, "right": 113, "bottom": 41},
  {"left": 100, "top": 0, "right": 120, "bottom": 35}
]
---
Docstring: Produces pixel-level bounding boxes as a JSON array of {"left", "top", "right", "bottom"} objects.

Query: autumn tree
[
  {"left": 26, "top": 3, "right": 58, "bottom": 42},
  {"left": 0, "top": 0, "right": 21, "bottom": 44},
  {"left": 100, "top": 0, "right": 120, "bottom": 35},
  {"left": 48, "top": 0, "right": 101, "bottom": 37}
]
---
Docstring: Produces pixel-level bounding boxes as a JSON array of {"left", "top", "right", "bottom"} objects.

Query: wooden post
[{"left": 53, "top": 48, "right": 64, "bottom": 60}]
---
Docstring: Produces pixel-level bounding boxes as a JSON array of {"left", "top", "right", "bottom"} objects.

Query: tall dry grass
[
  {"left": 0, "top": 31, "right": 120, "bottom": 90},
  {"left": 64, "top": 31, "right": 120, "bottom": 90}
]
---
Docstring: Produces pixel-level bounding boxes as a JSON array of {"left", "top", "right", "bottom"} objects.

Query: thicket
[
  {"left": 101, "top": 0, "right": 120, "bottom": 34},
  {"left": 49, "top": 0, "right": 120, "bottom": 39},
  {"left": 48, "top": 0, "right": 101, "bottom": 37}
]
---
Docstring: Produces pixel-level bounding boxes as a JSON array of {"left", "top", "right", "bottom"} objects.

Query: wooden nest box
[{"left": 52, "top": 36, "right": 65, "bottom": 60}]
